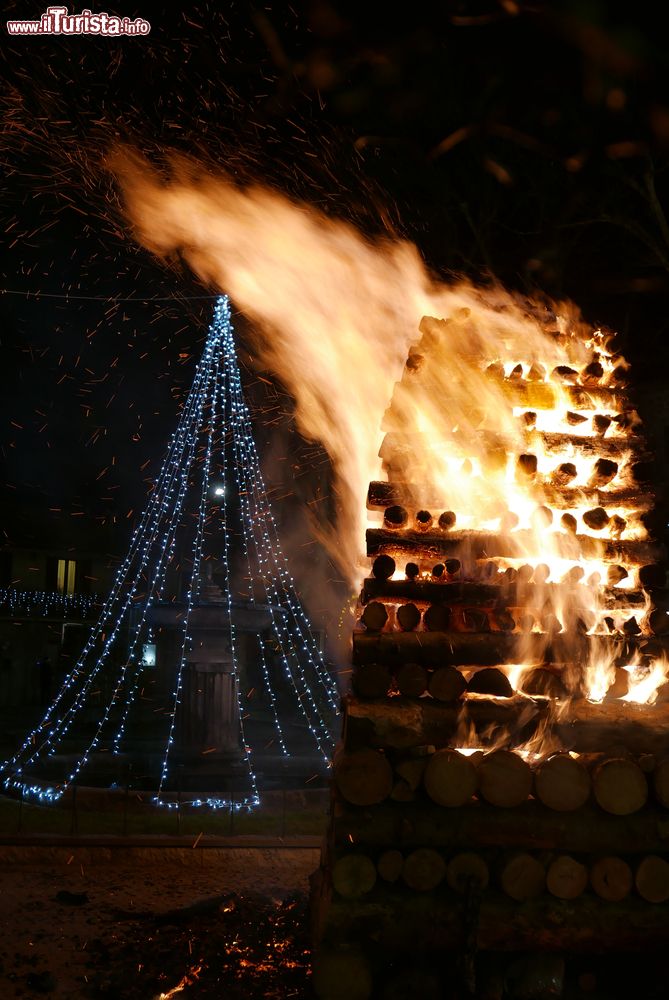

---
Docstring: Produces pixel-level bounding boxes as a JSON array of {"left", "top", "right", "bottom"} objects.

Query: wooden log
[
  {"left": 534, "top": 753, "right": 591, "bottom": 812},
  {"left": 401, "top": 847, "right": 446, "bottom": 891},
  {"left": 423, "top": 748, "right": 478, "bottom": 807},
  {"left": 390, "top": 777, "right": 415, "bottom": 802},
  {"left": 423, "top": 604, "right": 452, "bottom": 631},
  {"left": 396, "top": 662, "right": 428, "bottom": 697},
  {"left": 362, "top": 577, "right": 648, "bottom": 613},
  {"left": 361, "top": 578, "right": 499, "bottom": 605},
  {"left": 352, "top": 629, "right": 645, "bottom": 675},
  {"left": 359, "top": 602, "right": 388, "bottom": 631},
  {"left": 345, "top": 680, "right": 669, "bottom": 755},
  {"left": 648, "top": 609, "right": 669, "bottom": 636},
  {"left": 367, "top": 480, "right": 653, "bottom": 513},
  {"left": 383, "top": 505, "right": 408, "bottom": 529},
  {"left": 604, "top": 667, "right": 630, "bottom": 700},
  {"left": 415, "top": 509, "right": 434, "bottom": 531},
  {"left": 499, "top": 851, "right": 545, "bottom": 901},
  {"left": 590, "top": 856, "right": 633, "bottom": 902},
  {"left": 446, "top": 851, "right": 490, "bottom": 893},
  {"left": 635, "top": 855, "right": 669, "bottom": 902},
  {"left": 519, "top": 667, "right": 568, "bottom": 699},
  {"left": 331, "top": 800, "right": 669, "bottom": 854},
  {"left": 555, "top": 700, "right": 669, "bottom": 756},
  {"left": 344, "top": 694, "right": 548, "bottom": 751},
  {"left": 439, "top": 511, "right": 457, "bottom": 530},
  {"left": 368, "top": 481, "right": 452, "bottom": 510},
  {"left": 351, "top": 663, "right": 390, "bottom": 699},
  {"left": 538, "top": 431, "right": 646, "bottom": 459},
  {"left": 583, "top": 507, "right": 610, "bottom": 531},
  {"left": 396, "top": 603, "right": 421, "bottom": 631},
  {"left": 352, "top": 630, "right": 526, "bottom": 667},
  {"left": 319, "top": 885, "right": 669, "bottom": 952},
  {"left": 546, "top": 854, "right": 588, "bottom": 900},
  {"left": 593, "top": 758, "right": 648, "bottom": 816},
  {"left": 312, "top": 947, "right": 373, "bottom": 1000},
  {"left": 332, "top": 853, "right": 377, "bottom": 899},
  {"left": 372, "top": 554, "right": 395, "bottom": 580},
  {"left": 535, "top": 380, "right": 625, "bottom": 411},
  {"left": 653, "top": 758, "right": 669, "bottom": 808},
  {"left": 467, "top": 667, "right": 513, "bottom": 697},
  {"left": 378, "top": 429, "right": 647, "bottom": 477},
  {"left": 428, "top": 665, "right": 467, "bottom": 702},
  {"left": 395, "top": 757, "right": 427, "bottom": 792},
  {"left": 404, "top": 561, "right": 420, "bottom": 581},
  {"left": 542, "top": 484, "right": 654, "bottom": 510},
  {"left": 477, "top": 750, "right": 533, "bottom": 807},
  {"left": 366, "top": 527, "right": 663, "bottom": 567},
  {"left": 590, "top": 458, "right": 618, "bottom": 487},
  {"left": 377, "top": 849, "right": 404, "bottom": 883},
  {"left": 334, "top": 749, "right": 394, "bottom": 806}
]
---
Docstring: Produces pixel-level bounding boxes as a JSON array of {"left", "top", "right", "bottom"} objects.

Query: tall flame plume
[{"left": 111, "top": 149, "right": 667, "bottom": 709}]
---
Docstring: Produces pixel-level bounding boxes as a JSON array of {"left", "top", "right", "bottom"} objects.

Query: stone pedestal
[
  {"left": 148, "top": 599, "right": 274, "bottom": 783},
  {"left": 178, "top": 645, "right": 240, "bottom": 756}
]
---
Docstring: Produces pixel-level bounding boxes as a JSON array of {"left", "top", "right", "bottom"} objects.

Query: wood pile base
[{"left": 311, "top": 310, "right": 669, "bottom": 999}]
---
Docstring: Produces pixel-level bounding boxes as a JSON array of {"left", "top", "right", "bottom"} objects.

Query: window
[
  {"left": 141, "top": 643, "right": 157, "bottom": 668},
  {"left": 56, "top": 559, "right": 77, "bottom": 595},
  {"left": 0, "top": 551, "right": 11, "bottom": 588}
]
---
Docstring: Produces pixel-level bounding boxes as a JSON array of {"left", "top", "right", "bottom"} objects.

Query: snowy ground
[{"left": 0, "top": 846, "right": 320, "bottom": 999}]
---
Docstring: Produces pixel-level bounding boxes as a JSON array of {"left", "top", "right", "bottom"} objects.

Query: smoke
[{"left": 108, "top": 148, "right": 580, "bottom": 583}]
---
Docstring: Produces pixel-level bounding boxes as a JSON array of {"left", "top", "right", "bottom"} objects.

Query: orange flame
[{"left": 111, "top": 149, "right": 662, "bottom": 718}]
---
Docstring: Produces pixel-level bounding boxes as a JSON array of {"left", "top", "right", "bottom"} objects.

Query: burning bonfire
[
  {"left": 312, "top": 301, "right": 669, "bottom": 999},
  {"left": 110, "top": 153, "right": 669, "bottom": 996}
]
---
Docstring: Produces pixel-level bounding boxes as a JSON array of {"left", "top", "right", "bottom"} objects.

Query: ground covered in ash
[
  {"left": 0, "top": 848, "right": 318, "bottom": 999},
  {"left": 96, "top": 891, "right": 311, "bottom": 999}
]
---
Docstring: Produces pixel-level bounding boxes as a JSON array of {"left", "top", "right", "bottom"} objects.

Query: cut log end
[
  {"left": 590, "top": 856, "right": 633, "bottom": 902},
  {"left": 499, "top": 852, "right": 546, "bottom": 901},
  {"left": 593, "top": 758, "right": 648, "bottom": 816},
  {"left": 402, "top": 847, "right": 447, "bottom": 892},
  {"left": 534, "top": 753, "right": 591, "bottom": 812},
  {"left": 377, "top": 849, "right": 404, "bottom": 883},
  {"left": 335, "top": 749, "right": 394, "bottom": 806},
  {"left": 428, "top": 665, "right": 467, "bottom": 702},
  {"left": 546, "top": 855, "right": 588, "bottom": 900},
  {"left": 423, "top": 748, "right": 478, "bottom": 808},
  {"left": 477, "top": 749, "right": 533, "bottom": 808},
  {"left": 332, "top": 853, "right": 377, "bottom": 899},
  {"left": 446, "top": 851, "right": 490, "bottom": 894},
  {"left": 635, "top": 855, "right": 669, "bottom": 903}
]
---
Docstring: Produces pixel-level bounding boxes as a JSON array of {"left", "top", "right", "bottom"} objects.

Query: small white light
[{"left": 214, "top": 486, "right": 225, "bottom": 496}]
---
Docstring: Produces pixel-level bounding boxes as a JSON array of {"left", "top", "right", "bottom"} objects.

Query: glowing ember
[{"left": 157, "top": 963, "right": 202, "bottom": 999}]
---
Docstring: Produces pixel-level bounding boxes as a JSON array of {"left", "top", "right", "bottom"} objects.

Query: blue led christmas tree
[{"left": 0, "top": 296, "right": 338, "bottom": 809}]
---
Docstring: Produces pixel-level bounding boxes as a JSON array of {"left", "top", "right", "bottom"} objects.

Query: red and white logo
[{"left": 6, "top": 6, "right": 151, "bottom": 35}]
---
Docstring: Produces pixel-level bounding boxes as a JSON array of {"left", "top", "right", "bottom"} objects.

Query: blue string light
[
  {"left": 220, "top": 315, "right": 338, "bottom": 759},
  {"left": 5, "top": 347, "right": 217, "bottom": 782},
  {"left": 0, "top": 590, "right": 100, "bottom": 618},
  {"left": 1, "top": 295, "right": 336, "bottom": 808},
  {"left": 1, "top": 335, "right": 220, "bottom": 782}
]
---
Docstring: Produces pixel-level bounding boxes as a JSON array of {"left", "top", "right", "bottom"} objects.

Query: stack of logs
[{"left": 311, "top": 311, "right": 669, "bottom": 999}]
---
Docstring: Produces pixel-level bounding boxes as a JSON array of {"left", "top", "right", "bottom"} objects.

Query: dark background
[{"left": 2, "top": 0, "right": 669, "bottom": 563}]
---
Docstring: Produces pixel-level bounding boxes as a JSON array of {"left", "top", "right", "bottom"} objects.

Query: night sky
[{"left": 2, "top": 1, "right": 669, "bottom": 561}]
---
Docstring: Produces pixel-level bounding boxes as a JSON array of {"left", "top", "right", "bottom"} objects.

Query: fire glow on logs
[{"left": 312, "top": 306, "right": 669, "bottom": 999}]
